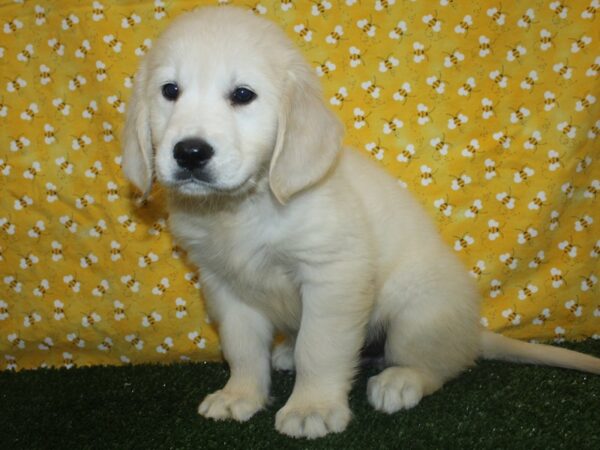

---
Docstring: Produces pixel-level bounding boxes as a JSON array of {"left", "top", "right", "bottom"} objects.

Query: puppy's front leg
[
  {"left": 276, "top": 263, "right": 371, "bottom": 439},
  {"left": 199, "top": 280, "right": 273, "bottom": 422}
]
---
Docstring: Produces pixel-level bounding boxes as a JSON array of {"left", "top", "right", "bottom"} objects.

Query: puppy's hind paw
[
  {"left": 367, "top": 367, "right": 426, "bottom": 414},
  {"left": 271, "top": 341, "right": 295, "bottom": 371},
  {"left": 198, "top": 389, "right": 265, "bottom": 422}
]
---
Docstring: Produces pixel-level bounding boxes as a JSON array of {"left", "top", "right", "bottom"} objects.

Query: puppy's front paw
[
  {"left": 275, "top": 400, "right": 351, "bottom": 439},
  {"left": 198, "top": 389, "right": 265, "bottom": 422}
]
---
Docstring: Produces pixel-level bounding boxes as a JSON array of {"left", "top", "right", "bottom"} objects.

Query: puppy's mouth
[
  {"left": 175, "top": 167, "right": 212, "bottom": 184},
  {"left": 165, "top": 173, "right": 253, "bottom": 197}
]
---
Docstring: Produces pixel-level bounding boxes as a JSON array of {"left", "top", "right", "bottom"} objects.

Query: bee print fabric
[{"left": 0, "top": 0, "right": 598, "bottom": 371}]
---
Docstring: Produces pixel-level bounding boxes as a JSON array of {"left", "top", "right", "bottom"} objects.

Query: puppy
[{"left": 122, "top": 6, "right": 600, "bottom": 439}]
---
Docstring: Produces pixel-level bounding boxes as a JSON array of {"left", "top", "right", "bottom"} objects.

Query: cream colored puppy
[{"left": 122, "top": 7, "right": 600, "bottom": 439}]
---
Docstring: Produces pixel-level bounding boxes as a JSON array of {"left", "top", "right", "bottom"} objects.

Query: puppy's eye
[
  {"left": 230, "top": 87, "right": 256, "bottom": 105},
  {"left": 161, "top": 83, "right": 180, "bottom": 101}
]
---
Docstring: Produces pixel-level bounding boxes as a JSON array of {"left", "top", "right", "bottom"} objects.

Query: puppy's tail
[{"left": 480, "top": 331, "right": 600, "bottom": 375}]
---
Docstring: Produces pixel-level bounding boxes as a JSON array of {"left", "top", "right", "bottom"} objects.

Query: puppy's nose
[{"left": 173, "top": 138, "right": 214, "bottom": 171}]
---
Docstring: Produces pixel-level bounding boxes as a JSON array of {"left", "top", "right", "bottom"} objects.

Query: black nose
[{"left": 173, "top": 138, "right": 214, "bottom": 171}]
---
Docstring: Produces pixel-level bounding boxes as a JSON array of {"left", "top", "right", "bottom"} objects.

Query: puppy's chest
[
  {"left": 211, "top": 228, "right": 286, "bottom": 286},
  {"left": 173, "top": 210, "right": 301, "bottom": 327}
]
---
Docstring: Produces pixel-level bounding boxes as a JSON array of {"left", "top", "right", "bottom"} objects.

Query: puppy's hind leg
[
  {"left": 367, "top": 269, "right": 480, "bottom": 414},
  {"left": 367, "top": 318, "right": 447, "bottom": 414},
  {"left": 271, "top": 336, "right": 295, "bottom": 372}
]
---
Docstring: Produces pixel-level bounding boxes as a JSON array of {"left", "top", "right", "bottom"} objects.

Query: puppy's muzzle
[{"left": 174, "top": 138, "right": 214, "bottom": 182}]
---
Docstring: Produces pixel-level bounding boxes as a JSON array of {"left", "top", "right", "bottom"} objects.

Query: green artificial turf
[{"left": 1, "top": 340, "right": 599, "bottom": 449}]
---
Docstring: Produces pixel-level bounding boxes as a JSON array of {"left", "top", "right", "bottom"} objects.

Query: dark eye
[
  {"left": 230, "top": 87, "right": 256, "bottom": 105},
  {"left": 161, "top": 82, "right": 180, "bottom": 101}
]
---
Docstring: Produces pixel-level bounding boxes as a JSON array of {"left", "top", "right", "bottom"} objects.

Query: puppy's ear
[
  {"left": 122, "top": 60, "right": 153, "bottom": 198},
  {"left": 269, "top": 61, "right": 343, "bottom": 204}
]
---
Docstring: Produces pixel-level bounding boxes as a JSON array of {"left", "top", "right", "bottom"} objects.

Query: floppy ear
[
  {"left": 121, "top": 59, "right": 153, "bottom": 198},
  {"left": 269, "top": 61, "right": 344, "bottom": 204}
]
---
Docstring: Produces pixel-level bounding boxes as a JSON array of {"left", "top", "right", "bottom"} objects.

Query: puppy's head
[{"left": 122, "top": 6, "right": 343, "bottom": 204}]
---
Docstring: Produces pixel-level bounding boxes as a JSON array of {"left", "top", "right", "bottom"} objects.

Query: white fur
[{"left": 122, "top": 7, "right": 600, "bottom": 439}]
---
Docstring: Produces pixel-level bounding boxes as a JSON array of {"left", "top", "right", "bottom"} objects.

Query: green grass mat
[{"left": 1, "top": 340, "right": 599, "bottom": 449}]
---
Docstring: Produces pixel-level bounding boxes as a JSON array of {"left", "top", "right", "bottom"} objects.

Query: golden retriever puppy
[{"left": 122, "top": 6, "right": 600, "bottom": 439}]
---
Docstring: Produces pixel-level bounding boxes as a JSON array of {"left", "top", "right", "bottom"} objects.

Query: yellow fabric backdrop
[{"left": 0, "top": 0, "right": 598, "bottom": 371}]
